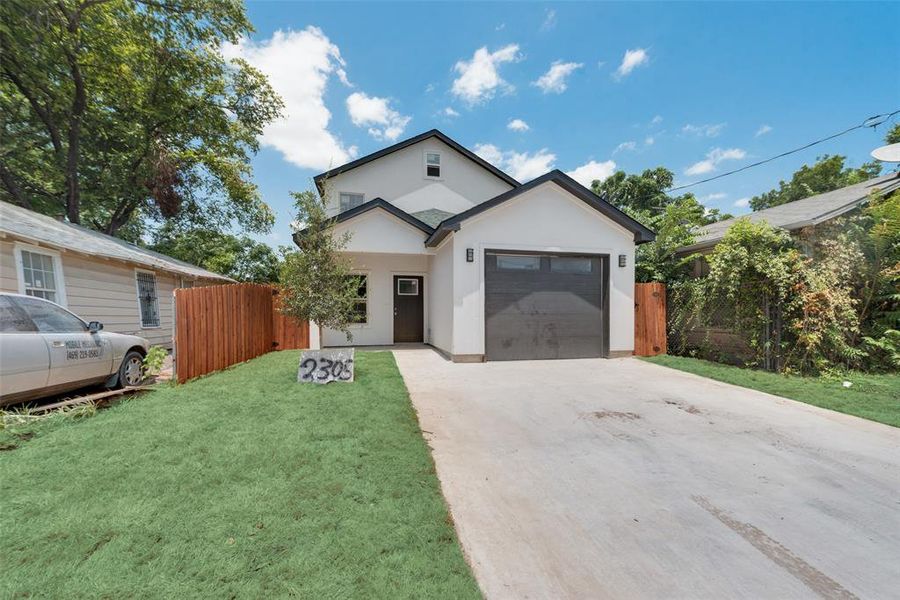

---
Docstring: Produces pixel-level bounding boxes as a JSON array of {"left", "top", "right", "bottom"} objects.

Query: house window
[
  {"left": 135, "top": 271, "right": 160, "bottom": 328},
  {"left": 348, "top": 274, "right": 368, "bottom": 324},
  {"left": 339, "top": 192, "right": 365, "bottom": 212},
  {"left": 397, "top": 278, "right": 419, "bottom": 295},
  {"left": 15, "top": 245, "right": 66, "bottom": 306},
  {"left": 497, "top": 255, "right": 540, "bottom": 271},
  {"left": 425, "top": 152, "right": 441, "bottom": 178},
  {"left": 550, "top": 257, "right": 593, "bottom": 274}
]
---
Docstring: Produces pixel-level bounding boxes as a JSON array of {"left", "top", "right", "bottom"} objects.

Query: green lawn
[
  {"left": 0, "top": 351, "right": 480, "bottom": 599},
  {"left": 642, "top": 354, "right": 900, "bottom": 428}
]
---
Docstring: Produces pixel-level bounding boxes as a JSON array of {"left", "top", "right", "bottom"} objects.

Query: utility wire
[{"left": 667, "top": 109, "right": 900, "bottom": 193}]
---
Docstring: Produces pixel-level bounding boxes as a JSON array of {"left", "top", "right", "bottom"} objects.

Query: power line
[{"left": 667, "top": 109, "right": 900, "bottom": 193}]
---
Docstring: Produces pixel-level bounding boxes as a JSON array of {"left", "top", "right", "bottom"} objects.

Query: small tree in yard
[{"left": 279, "top": 190, "right": 361, "bottom": 342}]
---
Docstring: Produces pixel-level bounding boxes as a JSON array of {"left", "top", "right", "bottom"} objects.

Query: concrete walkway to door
[{"left": 393, "top": 348, "right": 900, "bottom": 600}]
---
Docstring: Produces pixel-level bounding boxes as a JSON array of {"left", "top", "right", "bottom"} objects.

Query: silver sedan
[{"left": 0, "top": 293, "right": 150, "bottom": 406}]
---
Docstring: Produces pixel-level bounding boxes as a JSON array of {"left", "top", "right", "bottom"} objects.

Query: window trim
[
  {"left": 424, "top": 151, "right": 442, "bottom": 180},
  {"left": 338, "top": 191, "right": 366, "bottom": 213},
  {"left": 348, "top": 272, "right": 369, "bottom": 326},
  {"left": 134, "top": 268, "right": 161, "bottom": 329},
  {"left": 13, "top": 242, "right": 67, "bottom": 307}
]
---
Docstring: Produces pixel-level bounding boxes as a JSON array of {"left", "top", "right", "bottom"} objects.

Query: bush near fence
[{"left": 174, "top": 283, "right": 309, "bottom": 383}]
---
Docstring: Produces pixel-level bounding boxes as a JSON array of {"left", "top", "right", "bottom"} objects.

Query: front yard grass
[
  {"left": 642, "top": 354, "right": 899, "bottom": 428},
  {"left": 0, "top": 351, "right": 480, "bottom": 599}
]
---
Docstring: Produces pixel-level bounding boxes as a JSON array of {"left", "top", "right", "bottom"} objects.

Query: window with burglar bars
[{"left": 135, "top": 271, "right": 160, "bottom": 328}]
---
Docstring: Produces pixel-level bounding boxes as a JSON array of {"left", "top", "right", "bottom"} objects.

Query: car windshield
[
  {"left": 0, "top": 296, "right": 37, "bottom": 332},
  {"left": 12, "top": 296, "right": 87, "bottom": 333}
]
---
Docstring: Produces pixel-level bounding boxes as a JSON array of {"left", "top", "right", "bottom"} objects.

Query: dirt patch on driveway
[{"left": 583, "top": 410, "right": 641, "bottom": 421}]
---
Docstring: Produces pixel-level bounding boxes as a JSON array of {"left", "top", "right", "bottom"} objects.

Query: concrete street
[{"left": 393, "top": 349, "right": 900, "bottom": 600}]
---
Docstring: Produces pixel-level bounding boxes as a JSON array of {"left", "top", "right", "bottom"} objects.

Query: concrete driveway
[{"left": 392, "top": 349, "right": 900, "bottom": 600}]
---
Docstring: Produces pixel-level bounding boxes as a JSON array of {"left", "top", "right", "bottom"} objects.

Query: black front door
[{"left": 393, "top": 275, "right": 424, "bottom": 343}]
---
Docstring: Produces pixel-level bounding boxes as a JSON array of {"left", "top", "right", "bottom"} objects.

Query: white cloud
[
  {"left": 496, "top": 23, "right": 506, "bottom": 31},
  {"left": 734, "top": 197, "right": 751, "bottom": 208},
  {"left": 615, "top": 48, "right": 649, "bottom": 79},
  {"left": 507, "top": 118, "right": 530, "bottom": 132},
  {"left": 755, "top": 124, "right": 773, "bottom": 137},
  {"left": 451, "top": 44, "right": 521, "bottom": 105},
  {"left": 699, "top": 192, "right": 727, "bottom": 204},
  {"left": 685, "top": 147, "right": 747, "bottom": 176},
  {"left": 443, "top": 107, "right": 460, "bottom": 117},
  {"left": 474, "top": 143, "right": 556, "bottom": 182},
  {"left": 566, "top": 160, "right": 616, "bottom": 187},
  {"left": 425, "top": 83, "right": 436, "bottom": 93},
  {"left": 645, "top": 136, "right": 655, "bottom": 146},
  {"left": 614, "top": 141, "right": 637, "bottom": 154},
  {"left": 650, "top": 115, "right": 663, "bottom": 126},
  {"left": 533, "top": 60, "right": 583, "bottom": 94},
  {"left": 346, "top": 92, "right": 410, "bottom": 142},
  {"left": 682, "top": 123, "right": 725, "bottom": 138},
  {"left": 222, "top": 27, "right": 356, "bottom": 170},
  {"left": 540, "top": 9, "right": 557, "bottom": 31}
]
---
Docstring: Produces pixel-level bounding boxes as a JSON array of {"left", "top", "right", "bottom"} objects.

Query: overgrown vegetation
[
  {"left": 670, "top": 189, "right": 899, "bottom": 374},
  {"left": 141, "top": 345, "right": 168, "bottom": 378},
  {"left": 279, "top": 190, "right": 361, "bottom": 340},
  {"left": 642, "top": 354, "right": 900, "bottom": 427},
  {"left": 0, "top": 351, "right": 480, "bottom": 598},
  {"left": 0, "top": 0, "right": 282, "bottom": 240},
  {"left": 749, "top": 155, "right": 881, "bottom": 211}
]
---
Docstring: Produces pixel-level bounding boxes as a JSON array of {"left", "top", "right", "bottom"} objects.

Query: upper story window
[
  {"left": 425, "top": 152, "right": 441, "bottom": 179},
  {"left": 339, "top": 192, "right": 365, "bottom": 212},
  {"left": 15, "top": 243, "right": 67, "bottom": 306}
]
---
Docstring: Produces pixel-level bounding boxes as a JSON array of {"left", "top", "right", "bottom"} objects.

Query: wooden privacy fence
[
  {"left": 174, "top": 283, "right": 309, "bottom": 383},
  {"left": 634, "top": 282, "right": 667, "bottom": 356}
]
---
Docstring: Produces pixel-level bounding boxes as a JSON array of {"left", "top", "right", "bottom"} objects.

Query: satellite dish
[{"left": 871, "top": 143, "right": 900, "bottom": 162}]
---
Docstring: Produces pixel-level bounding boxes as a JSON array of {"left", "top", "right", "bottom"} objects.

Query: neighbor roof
[
  {"left": 0, "top": 201, "right": 234, "bottom": 282},
  {"left": 410, "top": 208, "right": 455, "bottom": 228},
  {"left": 424, "top": 170, "right": 657, "bottom": 247},
  {"left": 678, "top": 172, "right": 900, "bottom": 253},
  {"left": 313, "top": 129, "right": 520, "bottom": 194}
]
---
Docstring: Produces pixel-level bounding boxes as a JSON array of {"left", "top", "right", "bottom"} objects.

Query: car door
[
  {"left": 0, "top": 295, "right": 49, "bottom": 399},
  {"left": 12, "top": 296, "right": 113, "bottom": 387}
]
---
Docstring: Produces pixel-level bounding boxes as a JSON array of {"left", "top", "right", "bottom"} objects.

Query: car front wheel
[{"left": 118, "top": 350, "right": 144, "bottom": 388}]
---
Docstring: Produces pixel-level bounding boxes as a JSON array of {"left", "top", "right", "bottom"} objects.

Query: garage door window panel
[
  {"left": 550, "top": 257, "right": 593, "bottom": 274},
  {"left": 496, "top": 255, "right": 541, "bottom": 271}
]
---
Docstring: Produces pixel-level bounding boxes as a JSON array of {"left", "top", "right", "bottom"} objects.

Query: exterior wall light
[
  {"left": 618, "top": 254, "right": 627, "bottom": 267},
  {"left": 466, "top": 248, "right": 474, "bottom": 262}
]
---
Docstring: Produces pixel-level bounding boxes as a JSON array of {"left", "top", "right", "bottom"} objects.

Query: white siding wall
[
  {"left": 449, "top": 182, "right": 637, "bottom": 356},
  {"left": 332, "top": 209, "right": 428, "bottom": 254},
  {"left": 321, "top": 252, "right": 429, "bottom": 347},
  {"left": 427, "top": 238, "right": 454, "bottom": 354},
  {"left": 322, "top": 138, "right": 513, "bottom": 217},
  {"left": 0, "top": 238, "right": 218, "bottom": 348}
]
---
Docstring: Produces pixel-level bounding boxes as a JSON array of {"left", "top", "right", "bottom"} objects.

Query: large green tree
[
  {"left": 0, "top": 0, "right": 282, "bottom": 240},
  {"left": 150, "top": 224, "right": 281, "bottom": 283},
  {"left": 749, "top": 155, "right": 881, "bottom": 211},
  {"left": 885, "top": 123, "right": 900, "bottom": 145}
]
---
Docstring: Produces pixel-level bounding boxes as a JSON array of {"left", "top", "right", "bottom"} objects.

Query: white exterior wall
[
  {"left": 322, "top": 138, "right": 513, "bottom": 216},
  {"left": 0, "top": 237, "right": 220, "bottom": 348},
  {"left": 331, "top": 209, "right": 427, "bottom": 255},
  {"left": 321, "top": 252, "right": 430, "bottom": 347},
  {"left": 448, "top": 182, "right": 637, "bottom": 356},
  {"left": 427, "top": 238, "right": 454, "bottom": 354}
]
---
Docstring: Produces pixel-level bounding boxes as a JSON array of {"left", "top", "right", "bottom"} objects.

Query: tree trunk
[{"left": 62, "top": 4, "right": 86, "bottom": 224}]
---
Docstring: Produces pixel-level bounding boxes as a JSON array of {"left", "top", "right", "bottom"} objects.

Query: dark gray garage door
[{"left": 484, "top": 251, "right": 608, "bottom": 360}]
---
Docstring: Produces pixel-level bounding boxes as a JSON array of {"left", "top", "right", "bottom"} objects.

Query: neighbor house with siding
[{"left": 0, "top": 201, "right": 231, "bottom": 348}]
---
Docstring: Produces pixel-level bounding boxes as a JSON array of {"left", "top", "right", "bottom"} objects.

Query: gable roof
[
  {"left": 679, "top": 172, "right": 900, "bottom": 253},
  {"left": 424, "top": 170, "right": 657, "bottom": 247},
  {"left": 313, "top": 129, "right": 520, "bottom": 194},
  {"left": 291, "top": 198, "right": 434, "bottom": 246},
  {"left": 0, "top": 201, "right": 233, "bottom": 281},
  {"left": 410, "top": 208, "right": 455, "bottom": 228}
]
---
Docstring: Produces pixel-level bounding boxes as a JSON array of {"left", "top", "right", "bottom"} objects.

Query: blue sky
[{"left": 229, "top": 1, "right": 900, "bottom": 247}]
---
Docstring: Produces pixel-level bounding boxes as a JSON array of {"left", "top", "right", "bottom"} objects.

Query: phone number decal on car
[{"left": 65, "top": 339, "right": 103, "bottom": 360}]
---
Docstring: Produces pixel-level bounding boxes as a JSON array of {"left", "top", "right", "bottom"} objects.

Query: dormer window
[
  {"left": 425, "top": 152, "right": 441, "bottom": 179},
  {"left": 339, "top": 192, "right": 364, "bottom": 212}
]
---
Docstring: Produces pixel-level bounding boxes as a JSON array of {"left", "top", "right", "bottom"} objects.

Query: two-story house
[{"left": 294, "top": 129, "right": 655, "bottom": 361}]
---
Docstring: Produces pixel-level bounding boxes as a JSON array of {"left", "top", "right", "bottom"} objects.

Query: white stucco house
[{"left": 295, "top": 129, "right": 655, "bottom": 361}]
